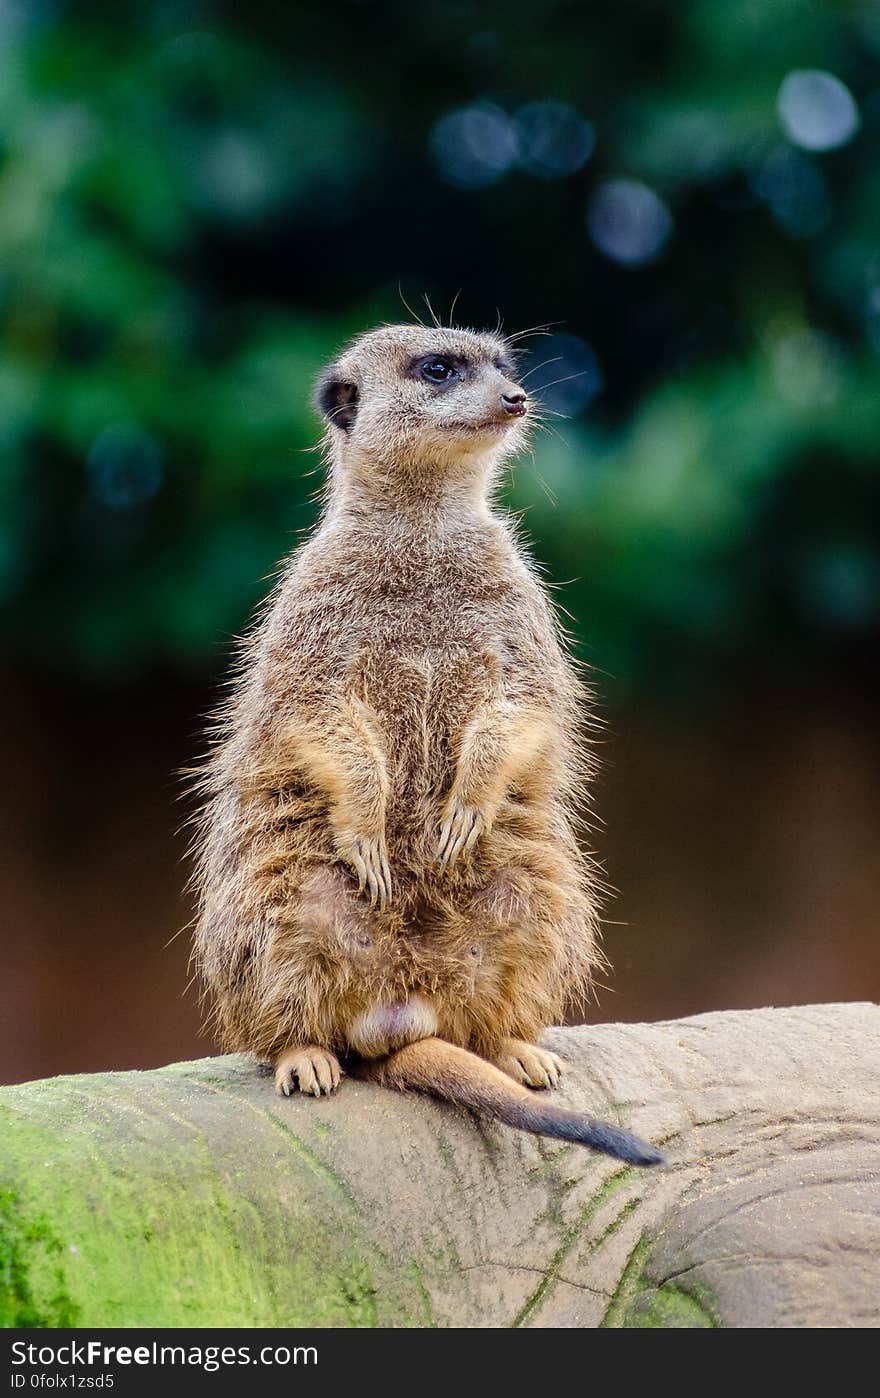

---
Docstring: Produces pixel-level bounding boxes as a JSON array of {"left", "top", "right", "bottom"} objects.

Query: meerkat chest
[
  {"left": 357, "top": 528, "right": 522, "bottom": 639},
  {"left": 294, "top": 533, "right": 493, "bottom": 637},
  {"left": 283, "top": 522, "right": 553, "bottom": 709}
]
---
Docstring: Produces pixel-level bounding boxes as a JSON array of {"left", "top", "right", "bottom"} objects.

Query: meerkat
[{"left": 191, "top": 322, "right": 663, "bottom": 1167}]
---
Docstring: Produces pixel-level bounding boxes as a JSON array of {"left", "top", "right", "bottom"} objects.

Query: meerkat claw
[
  {"left": 493, "top": 1041, "right": 566, "bottom": 1090},
  {"left": 438, "top": 802, "right": 485, "bottom": 871},
  {"left": 350, "top": 846, "right": 369, "bottom": 895},
  {"left": 275, "top": 1047, "right": 342, "bottom": 1098},
  {"left": 342, "top": 835, "right": 392, "bottom": 908}
]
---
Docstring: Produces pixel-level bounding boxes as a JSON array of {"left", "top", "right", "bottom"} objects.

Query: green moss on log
[
  {"left": 0, "top": 1187, "right": 79, "bottom": 1328},
  {"left": 623, "top": 1283, "right": 717, "bottom": 1328},
  {"left": 0, "top": 1061, "right": 422, "bottom": 1328}
]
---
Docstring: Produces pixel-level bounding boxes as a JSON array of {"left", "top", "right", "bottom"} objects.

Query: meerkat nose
[{"left": 500, "top": 390, "right": 527, "bottom": 417}]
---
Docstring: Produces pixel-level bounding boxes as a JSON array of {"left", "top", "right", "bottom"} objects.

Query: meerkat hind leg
[
  {"left": 275, "top": 1046, "right": 342, "bottom": 1098},
  {"left": 492, "top": 1038, "right": 565, "bottom": 1090}
]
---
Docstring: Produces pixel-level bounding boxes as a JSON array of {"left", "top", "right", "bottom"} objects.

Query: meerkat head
[{"left": 314, "top": 324, "right": 529, "bottom": 495}]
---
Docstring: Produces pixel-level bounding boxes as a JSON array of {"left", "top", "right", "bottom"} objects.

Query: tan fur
[
  {"left": 355, "top": 1037, "right": 663, "bottom": 1167},
  {"left": 190, "top": 322, "right": 604, "bottom": 1092}
]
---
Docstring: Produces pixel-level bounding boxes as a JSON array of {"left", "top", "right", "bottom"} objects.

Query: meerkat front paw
[
  {"left": 437, "top": 799, "right": 486, "bottom": 871},
  {"left": 275, "top": 1046, "right": 342, "bottom": 1097},
  {"left": 336, "top": 832, "right": 392, "bottom": 908},
  {"left": 493, "top": 1039, "right": 565, "bottom": 1090}
]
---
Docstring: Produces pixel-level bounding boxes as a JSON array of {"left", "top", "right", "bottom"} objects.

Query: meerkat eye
[{"left": 420, "top": 356, "right": 458, "bottom": 384}]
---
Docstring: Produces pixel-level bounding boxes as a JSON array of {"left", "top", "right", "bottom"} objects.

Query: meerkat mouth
[{"left": 444, "top": 418, "right": 523, "bottom": 435}]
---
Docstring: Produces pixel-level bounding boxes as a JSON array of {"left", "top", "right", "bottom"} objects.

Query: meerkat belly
[
  {"left": 358, "top": 643, "right": 494, "bottom": 837},
  {"left": 315, "top": 860, "right": 571, "bottom": 1059},
  {"left": 336, "top": 915, "right": 564, "bottom": 1060}
]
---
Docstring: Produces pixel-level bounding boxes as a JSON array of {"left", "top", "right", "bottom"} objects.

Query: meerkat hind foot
[
  {"left": 493, "top": 1039, "right": 565, "bottom": 1090},
  {"left": 275, "top": 1046, "right": 342, "bottom": 1098}
]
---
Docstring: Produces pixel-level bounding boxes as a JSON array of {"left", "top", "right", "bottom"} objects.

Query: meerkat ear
[{"left": 314, "top": 370, "right": 360, "bottom": 432}]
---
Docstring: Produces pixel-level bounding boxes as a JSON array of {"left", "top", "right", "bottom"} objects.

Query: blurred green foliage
[{"left": 0, "top": 0, "right": 878, "bottom": 700}]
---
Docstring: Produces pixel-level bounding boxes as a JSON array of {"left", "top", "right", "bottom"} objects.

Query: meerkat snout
[{"left": 500, "top": 388, "right": 527, "bottom": 416}]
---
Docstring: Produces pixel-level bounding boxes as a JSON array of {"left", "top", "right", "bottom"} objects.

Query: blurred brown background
[{"left": 3, "top": 671, "right": 877, "bottom": 1085}]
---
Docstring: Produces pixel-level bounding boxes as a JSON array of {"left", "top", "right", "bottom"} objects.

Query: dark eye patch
[{"left": 407, "top": 353, "right": 469, "bottom": 386}]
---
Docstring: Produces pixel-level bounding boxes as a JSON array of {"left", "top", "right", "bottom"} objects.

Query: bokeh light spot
[
  {"left": 525, "top": 333, "right": 603, "bottom": 415},
  {"left": 800, "top": 542, "right": 880, "bottom": 629},
  {"left": 430, "top": 103, "right": 519, "bottom": 188},
  {"left": 586, "top": 178, "right": 672, "bottom": 266},
  {"left": 770, "top": 328, "right": 841, "bottom": 407},
  {"left": 86, "top": 424, "right": 165, "bottom": 511},
  {"left": 777, "top": 70, "right": 860, "bottom": 152},
  {"left": 515, "top": 101, "right": 595, "bottom": 179},
  {"left": 192, "top": 129, "right": 276, "bottom": 219},
  {"left": 750, "top": 144, "right": 831, "bottom": 237}
]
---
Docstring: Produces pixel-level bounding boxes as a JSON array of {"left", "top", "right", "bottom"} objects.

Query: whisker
[
  {"left": 510, "top": 435, "right": 560, "bottom": 508},
  {"left": 540, "top": 421, "right": 570, "bottom": 448},
  {"left": 505, "top": 319, "right": 565, "bottom": 344},
  {"left": 528, "top": 459, "right": 558, "bottom": 506},
  {"left": 527, "top": 401, "right": 571, "bottom": 420},
  {"left": 398, "top": 284, "right": 426, "bottom": 327},
  {"left": 423, "top": 291, "right": 442, "bottom": 329},
  {"left": 532, "top": 369, "right": 589, "bottom": 394},
  {"left": 528, "top": 418, "right": 570, "bottom": 450},
  {"left": 518, "top": 355, "right": 564, "bottom": 384}
]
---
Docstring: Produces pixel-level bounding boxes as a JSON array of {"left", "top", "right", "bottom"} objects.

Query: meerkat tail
[{"left": 361, "top": 1037, "right": 665, "bottom": 1167}]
